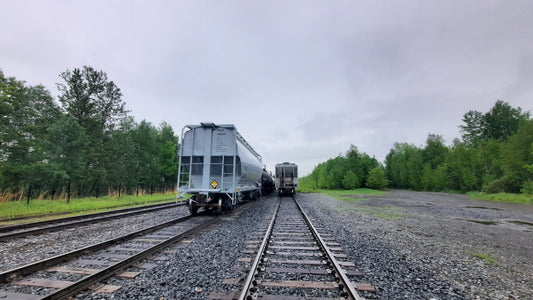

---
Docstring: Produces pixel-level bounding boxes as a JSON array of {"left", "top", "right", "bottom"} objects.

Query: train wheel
[
  {"left": 223, "top": 200, "right": 233, "bottom": 214},
  {"left": 188, "top": 199, "right": 198, "bottom": 216},
  {"left": 217, "top": 198, "right": 223, "bottom": 214}
]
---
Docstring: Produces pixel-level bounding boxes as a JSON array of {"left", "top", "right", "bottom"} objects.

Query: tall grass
[
  {"left": 467, "top": 192, "right": 533, "bottom": 204},
  {"left": 0, "top": 192, "right": 175, "bottom": 220},
  {"left": 0, "top": 187, "right": 25, "bottom": 202},
  {"left": 0, "top": 187, "right": 177, "bottom": 203}
]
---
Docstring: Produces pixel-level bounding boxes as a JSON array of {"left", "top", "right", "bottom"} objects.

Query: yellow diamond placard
[{"left": 210, "top": 180, "right": 218, "bottom": 189}]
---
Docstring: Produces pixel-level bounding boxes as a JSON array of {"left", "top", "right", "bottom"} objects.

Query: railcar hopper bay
[{"left": 0, "top": 191, "right": 531, "bottom": 299}]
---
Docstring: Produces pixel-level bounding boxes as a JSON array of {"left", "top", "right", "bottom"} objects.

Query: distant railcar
[
  {"left": 275, "top": 162, "right": 298, "bottom": 196},
  {"left": 177, "top": 123, "right": 262, "bottom": 215}
]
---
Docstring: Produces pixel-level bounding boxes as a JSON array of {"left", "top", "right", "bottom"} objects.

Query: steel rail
[
  {"left": 0, "top": 214, "right": 193, "bottom": 284},
  {"left": 294, "top": 196, "right": 364, "bottom": 300},
  {"left": 40, "top": 216, "right": 219, "bottom": 300},
  {"left": 0, "top": 202, "right": 184, "bottom": 241},
  {"left": 238, "top": 196, "right": 281, "bottom": 300}
]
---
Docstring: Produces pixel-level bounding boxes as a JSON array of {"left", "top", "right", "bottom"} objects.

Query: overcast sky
[{"left": 2, "top": 1, "right": 533, "bottom": 175}]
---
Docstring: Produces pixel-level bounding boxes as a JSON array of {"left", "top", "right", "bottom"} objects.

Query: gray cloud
[{"left": 1, "top": 0, "right": 532, "bottom": 175}]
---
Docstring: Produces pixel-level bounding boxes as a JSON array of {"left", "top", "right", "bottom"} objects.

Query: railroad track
[
  {"left": 214, "top": 195, "right": 374, "bottom": 300},
  {"left": 0, "top": 212, "right": 217, "bottom": 300},
  {"left": 0, "top": 201, "right": 185, "bottom": 241}
]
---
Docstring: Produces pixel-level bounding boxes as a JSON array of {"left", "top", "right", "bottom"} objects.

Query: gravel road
[{"left": 297, "top": 190, "right": 532, "bottom": 299}]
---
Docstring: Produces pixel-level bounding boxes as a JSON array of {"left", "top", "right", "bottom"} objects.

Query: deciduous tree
[{"left": 366, "top": 167, "right": 388, "bottom": 190}]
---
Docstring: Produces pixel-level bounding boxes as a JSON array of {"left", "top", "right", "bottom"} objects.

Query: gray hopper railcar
[
  {"left": 176, "top": 123, "right": 263, "bottom": 215},
  {"left": 275, "top": 162, "right": 298, "bottom": 195}
]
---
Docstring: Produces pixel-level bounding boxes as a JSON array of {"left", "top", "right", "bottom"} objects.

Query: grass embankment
[
  {"left": 466, "top": 192, "right": 533, "bottom": 204},
  {"left": 0, "top": 194, "right": 175, "bottom": 221}
]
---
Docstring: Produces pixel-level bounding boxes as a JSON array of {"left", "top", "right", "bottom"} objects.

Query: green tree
[
  {"left": 499, "top": 120, "right": 533, "bottom": 192},
  {"left": 418, "top": 134, "right": 449, "bottom": 191},
  {"left": 525, "top": 143, "right": 533, "bottom": 174},
  {"left": 103, "top": 117, "right": 137, "bottom": 196},
  {"left": 342, "top": 170, "right": 360, "bottom": 189},
  {"left": 446, "top": 140, "right": 479, "bottom": 191},
  {"left": 421, "top": 163, "right": 436, "bottom": 191},
  {"left": 385, "top": 143, "right": 419, "bottom": 189},
  {"left": 460, "top": 100, "right": 529, "bottom": 145},
  {"left": 157, "top": 122, "right": 179, "bottom": 189},
  {"left": 407, "top": 147, "right": 423, "bottom": 190},
  {"left": 460, "top": 110, "right": 484, "bottom": 146},
  {"left": 522, "top": 143, "right": 533, "bottom": 194},
  {"left": 57, "top": 66, "right": 127, "bottom": 133},
  {"left": 0, "top": 71, "right": 61, "bottom": 197},
  {"left": 44, "top": 116, "right": 88, "bottom": 201},
  {"left": 422, "top": 134, "right": 448, "bottom": 169},
  {"left": 130, "top": 120, "right": 159, "bottom": 193},
  {"left": 483, "top": 100, "right": 529, "bottom": 141},
  {"left": 325, "top": 156, "right": 345, "bottom": 190},
  {"left": 366, "top": 167, "right": 388, "bottom": 190},
  {"left": 57, "top": 66, "right": 130, "bottom": 195},
  {"left": 475, "top": 139, "right": 503, "bottom": 190},
  {"left": 317, "top": 163, "right": 328, "bottom": 189},
  {"left": 346, "top": 144, "right": 359, "bottom": 159}
]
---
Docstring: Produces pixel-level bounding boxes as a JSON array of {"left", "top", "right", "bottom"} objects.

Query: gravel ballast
[
  {"left": 78, "top": 191, "right": 532, "bottom": 299},
  {"left": 0, "top": 205, "right": 189, "bottom": 272},
  {"left": 2, "top": 191, "right": 531, "bottom": 299}
]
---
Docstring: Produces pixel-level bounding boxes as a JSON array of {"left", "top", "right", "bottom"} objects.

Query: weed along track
[
  {"left": 0, "top": 213, "right": 217, "bottom": 299},
  {"left": 213, "top": 195, "right": 375, "bottom": 300}
]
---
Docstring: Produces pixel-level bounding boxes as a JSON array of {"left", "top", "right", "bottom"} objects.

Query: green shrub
[
  {"left": 366, "top": 167, "right": 388, "bottom": 190},
  {"left": 483, "top": 178, "right": 506, "bottom": 194},
  {"left": 521, "top": 180, "right": 533, "bottom": 195},
  {"left": 467, "top": 191, "right": 533, "bottom": 203}
]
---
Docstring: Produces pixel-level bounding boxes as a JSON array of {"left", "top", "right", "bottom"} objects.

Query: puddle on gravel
[
  {"left": 464, "top": 206, "right": 502, "bottom": 210},
  {"left": 507, "top": 220, "right": 533, "bottom": 227},
  {"left": 467, "top": 220, "right": 498, "bottom": 225}
]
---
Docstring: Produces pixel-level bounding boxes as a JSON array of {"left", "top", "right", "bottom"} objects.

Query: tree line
[
  {"left": 299, "top": 145, "right": 389, "bottom": 191},
  {"left": 1, "top": 66, "right": 179, "bottom": 201},
  {"left": 300, "top": 100, "right": 533, "bottom": 194}
]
